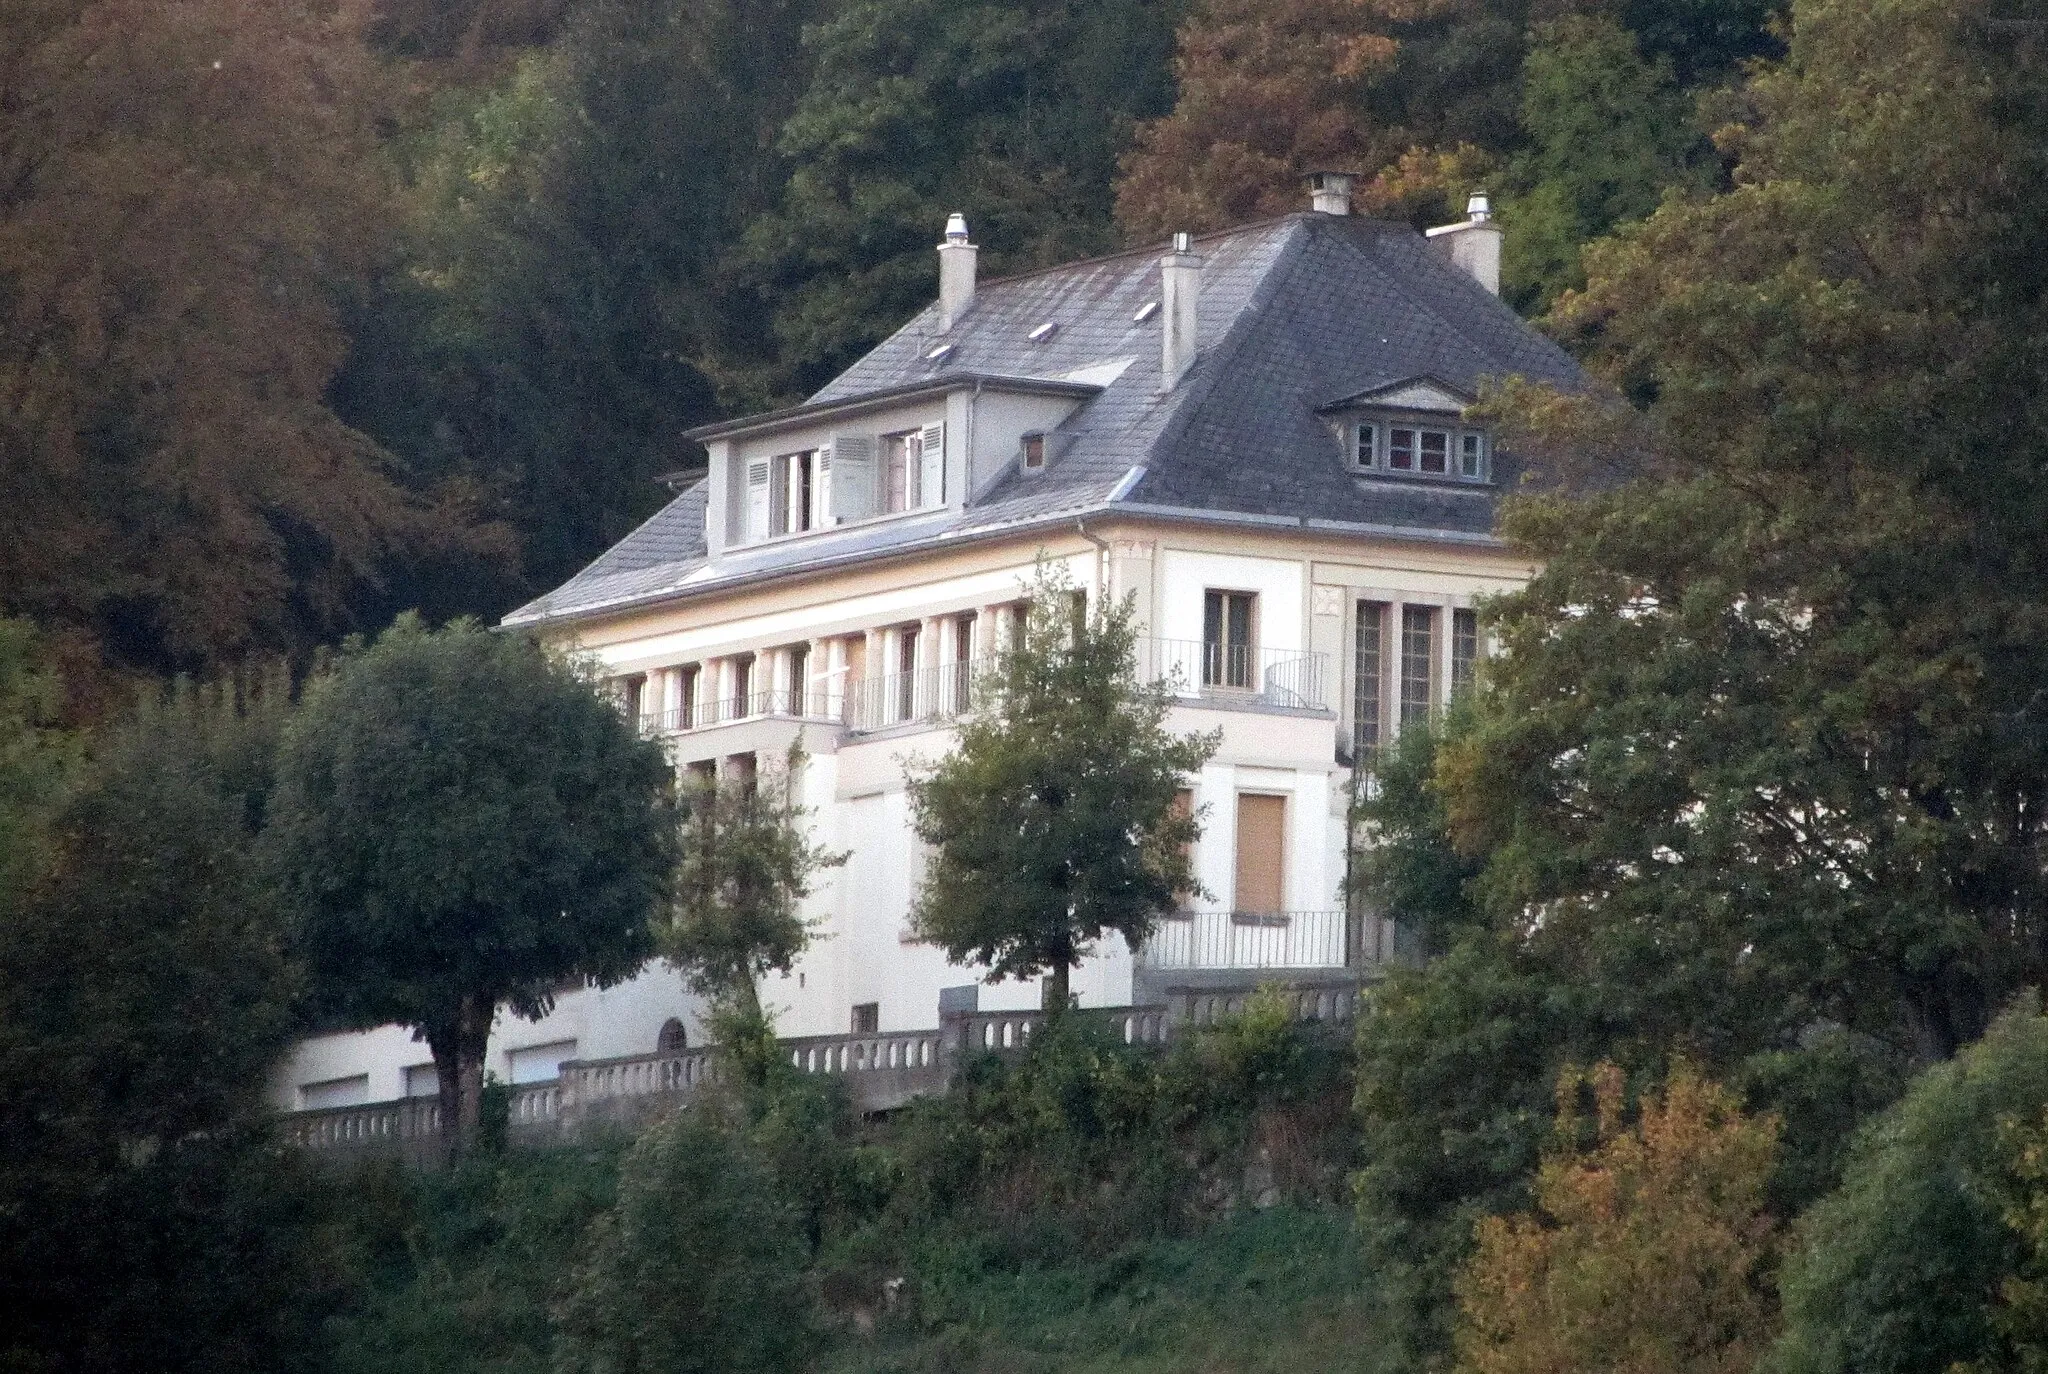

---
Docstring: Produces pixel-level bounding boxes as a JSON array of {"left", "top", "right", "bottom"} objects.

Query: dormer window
[{"left": 1352, "top": 418, "right": 1489, "bottom": 483}]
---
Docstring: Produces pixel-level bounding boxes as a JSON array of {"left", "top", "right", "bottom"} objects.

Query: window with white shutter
[
  {"left": 916, "top": 422, "right": 945, "bottom": 507},
  {"left": 829, "top": 434, "right": 876, "bottom": 520},
  {"left": 744, "top": 458, "right": 772, "bottom": 542},
  {"left": 811, "top": 446, "right": 833, "bottom": 527}
]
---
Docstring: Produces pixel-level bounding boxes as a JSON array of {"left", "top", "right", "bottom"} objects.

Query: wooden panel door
[{"left": 1234, "top": 793, "right": 1286, "bottom": 914}]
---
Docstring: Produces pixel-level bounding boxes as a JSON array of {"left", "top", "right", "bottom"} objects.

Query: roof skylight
[
  {"left": 1028, "top": 321, "right": 1059, "bottom": 342},
  {"left": 1132, "top": 300, "right": 1160, "bottom": 323},
  {"left": 924, "top": 342, "right": 955, "bottom": 363}
]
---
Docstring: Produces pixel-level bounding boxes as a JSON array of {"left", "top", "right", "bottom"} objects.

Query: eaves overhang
[
  {"left": 504, "top": 500, "right": 1506, "bottom": 634},
  {"left": 682, "top": 372, "right": 1105, "bottom": 443}
]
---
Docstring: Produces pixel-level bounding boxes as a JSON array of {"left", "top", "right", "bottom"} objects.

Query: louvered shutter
[
  {"left": 917, "top": 422, "right": 945, "bottom": 507},
  {"left": 744, "top": 458, "right": 772, "bottom": 542},
  {"left": 829, "top": 434, "right": 875, "bottom": 520}
]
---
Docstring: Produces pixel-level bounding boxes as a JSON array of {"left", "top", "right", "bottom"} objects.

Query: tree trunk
[
  {"left": 1043, "top": 957, "right": 1072, "bottom": 1019},
  {"left": 427, "top": 992, "right": 492, "bottom": 1163},
  {"left": 732, "top": 970, "right": 764, "bottom": 1023}
]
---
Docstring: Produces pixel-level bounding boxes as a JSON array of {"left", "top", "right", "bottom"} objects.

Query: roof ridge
[{"left": 1129, "top": 217, "right": 1319, "bottom": 485}]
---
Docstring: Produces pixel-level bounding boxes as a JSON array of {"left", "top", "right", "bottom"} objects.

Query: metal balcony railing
[
  {"left": 1134, "top": 638, "right": 1328, "bottom": 710},
  {"left": 843, "top": 655, "right": 994, "bottom": 733},
  {"left": 635, "top": 688, "right": 835, "bottom": 737},
  {"left": 1137, "top": 910, "right": 1347, "bottom": 970},
  {"left": 627, "top": 636, "right": 1330, "bottom": 741}
]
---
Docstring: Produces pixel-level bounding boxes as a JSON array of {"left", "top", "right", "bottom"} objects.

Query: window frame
[
  {"left": 1349, "top": 412, "right": 1492, "bottom": 484},
  {"left": 1202, "top": 589, "right": 1258, "bottom": 690}
]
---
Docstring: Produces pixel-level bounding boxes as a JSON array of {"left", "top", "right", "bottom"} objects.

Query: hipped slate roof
[{"left": 505, "top": 212, "right": 1583, "bottom": 628}]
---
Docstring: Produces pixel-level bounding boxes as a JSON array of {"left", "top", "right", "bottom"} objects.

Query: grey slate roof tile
[{"left": 506, "top": 213, "right": 1584, "bottom": 627}]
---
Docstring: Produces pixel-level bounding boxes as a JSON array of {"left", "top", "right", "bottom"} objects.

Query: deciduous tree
[
  {"left": 265, "top": 616, "right": 677, "bottom": 1157},
  {"left": 0, "top": 0, "right": 495, "bottom": 679},
  {"left": 0, "top": 674, "right": 336, "bottom": 1374},
  {"left": 1454, "top": 1063, "right": 1780, "bottom": 1374},
  {"left": 655, "top": 742, "right": 844, "bottom": 1023},
  {"left": 908, "top": 566, "right": 1215, "bottom": 1014}
]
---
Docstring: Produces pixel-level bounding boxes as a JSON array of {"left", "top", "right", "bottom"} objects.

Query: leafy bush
[
  {"left": 1772, "top": 996, "right": 2048, "bottom": 1374},
  {"left": 553, "top": 1105, "right": 819, "bottom": 1374}
]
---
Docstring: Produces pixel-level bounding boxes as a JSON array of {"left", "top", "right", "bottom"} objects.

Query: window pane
[
  {"left": 1356, "top": 423, "right": 1376, "bottom": 467},
  {"left": 1400, "top": 606, "right": 1435, "bottom": 724},
  {"left": 1389, "top": 428, "right": 1416, "bottom": 470},
  {"left": 883, "top": 433, "right": 911, "bottom": 512},
  {"left": 1452, "top": 609, "right": 1477, "bottom": 696},
  {"left": 1460, "top": 433, "right": 1484, "bottom": 478},
  {"left": 1354, "top": 601, "right": 1385, "bottom": 759},
  {"left": 1420, "top": 430, "right": 1448, "bottom": 474}
]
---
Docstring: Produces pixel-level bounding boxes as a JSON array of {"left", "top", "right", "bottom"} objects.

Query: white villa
[{"left": 272, "top": 176, "right": 1581, "bottom": 1114}]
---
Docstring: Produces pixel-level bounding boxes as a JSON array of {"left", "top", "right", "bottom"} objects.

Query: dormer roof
[{"left": 506, "top": 212, "right": 1585, "bottom": 629}]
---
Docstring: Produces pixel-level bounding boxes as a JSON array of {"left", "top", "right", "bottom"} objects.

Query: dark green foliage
[
  {"left": 265, "top": 615, "right": 677, "bottom": 1154},
  {"left": 327, "top": 1146, "right": 628, "bottom": 1374},
  {"left": 1351, "top": 715, "right": 1485, "bottom": 957},
  {"left": 736, "top": 0, "right": 1183, "bottom": 392},
  {"left": 1502, "top": 14, "right": 1713, "bottom": 312},
  {"left": 336, "top": 0, "right": 820, "bottom": 602},
  {"left": 553, "top": 1106, "right": 821, "bottom": 1373},
  {"left": 909, "top": 567, "right": 1217, "bottom": 1013},
  {"left": 1771, "top": 998, "right": 2048, "bottom": 1374},
  {"left": 819, "top": 1206, "right": 1385, "bottom": 1374},
  {"left": 658, "top": 742, "right": 844, "bottom": 1018},
  {"left": 0, "top": 617, "right": 73, "bottom": 900},
  {"left": 0, "top": 675, "right": 340, "bottom": 1374}
]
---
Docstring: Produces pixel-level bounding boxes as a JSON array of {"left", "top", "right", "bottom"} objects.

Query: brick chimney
[
  {"left": 1160, "top": 231, "right": 1202, "bottom": 390},
  {"left": 1425, "top": 192, "right": 1502, "bottom": 296},
  {"left": 937, "top": 212, "right": 977, "bottom": 331}
]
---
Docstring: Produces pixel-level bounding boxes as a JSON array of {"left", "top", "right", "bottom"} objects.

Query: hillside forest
[
  {"left": 13, "top": 0, "right": 2048, "bottom": 1372},
  {"left": 4, "top": 0, "right": 1774, "bottom": 701}
]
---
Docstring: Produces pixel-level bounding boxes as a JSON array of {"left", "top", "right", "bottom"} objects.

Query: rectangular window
[
  {"left": 1419, "top": 429, "right": 1449, "bottom": 473},
  {"left": 1400, "top": 606, "right": 1436, "bottom": 725},
  {"left": 787, "top": 645, "right": 809, "bottom": 715},
  {"left": 1203, "top": 590, "right": 1256, "bottom": 689},
  {"left": 1355, "top": 421, "right": 1378, "bottom": 468},
  {"left": 883, "top": 431, "right": 913, "bottom": 512},
  {"left": 951, "top": 615, "right": 975, "bottom": 709},
  {"left": 403, "top": 1063, "right": 439, "bottom": 1099},
  {"left": 1460, "top": 432, "right": 1486, "bottom": 479},
  {"left": 1022, "top": 433, "right": 1046, "bottom": 469},
  {"left": 851, "top": 1003, "right": 880, "bottom": 1034},
  {"left": 1452, "top": 609, "right": 1478, "bottom": 697},
  {"left": 1234, "top": 793, "right": 1287, "bottom": 914},
  {"left": 896, "top": 625, "right": 919, "bottom": 722},
  {"left": 677, "top": 664, "right": 699, "bottom": 730},
  {"left": 620, "top": 674, "right": 646, "bottom": 725},
  {"left": 1388, "top": 427, "right": 1416, "bottom": 470},
  {"left": 732, "top": 654, "right": 754, "bottom": 718},
  {"left": 507, "top": 1041, "right": 576, "bottom": 1085},
  {"left": 779, "top": 450, "right": 821, "bottom": 534},
  {"left": 1354, "top": 601, "right": 1386, "bottom": 759},
  {"left": 299, "top": 1074, "right": 369, "bottom": 1110}
]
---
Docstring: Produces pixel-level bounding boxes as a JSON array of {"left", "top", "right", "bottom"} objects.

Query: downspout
[{"left": 1074, "top": 518, "right": 1110, "bottom": 605}]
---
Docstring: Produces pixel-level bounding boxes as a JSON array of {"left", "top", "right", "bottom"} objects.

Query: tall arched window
[{"left": 657, "top": 1018, "right": 687, "bottom": 1054}]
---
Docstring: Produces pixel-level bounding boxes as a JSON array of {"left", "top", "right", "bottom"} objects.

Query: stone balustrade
[{"left": 282, "top": 980, "right": 1361, "bottom": 1163}]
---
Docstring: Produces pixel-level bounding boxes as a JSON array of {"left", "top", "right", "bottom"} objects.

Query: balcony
[
  {"left": 629, "top": 638, "right": 1329, "bottom": 742},
  {"left": 1138, "top": 910, "right": 1347, "bottom": 970},
  {"left": 635, "top": 688, "right": 835, "bottom": 737},
  {"left": 1134, "top": 638, "right": 1328, "bottom": 711}
]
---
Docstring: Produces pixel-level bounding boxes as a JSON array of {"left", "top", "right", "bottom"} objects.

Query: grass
[{"left": 819, "top": 1205, "right": 1389, "bottom": 1374}]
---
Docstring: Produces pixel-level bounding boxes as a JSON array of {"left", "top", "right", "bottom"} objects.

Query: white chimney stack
[
  {"left": 1308, "top": 170, "right": 1356, "bottom": 216},
  {"left": 1160, "top": 231, "right": 1202, "bottom": 390},
  {"left": 937, "top": 212, "right": 977, "bottom": 331},
  {"left": 1425, "top": 190, "right": 1502, "bottom": 296}
]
